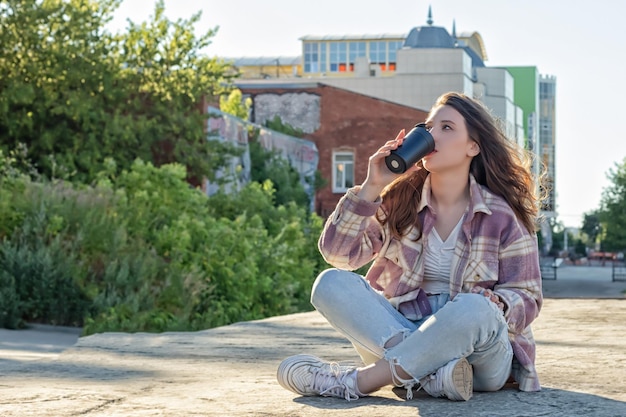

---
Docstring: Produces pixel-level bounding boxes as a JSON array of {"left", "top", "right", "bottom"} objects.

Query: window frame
[
  {"left": 332, "top": 150, "right": 355, "bottom": 193},
  {"left": 304, "top": 42, "right": 319, "bottom": 73}
]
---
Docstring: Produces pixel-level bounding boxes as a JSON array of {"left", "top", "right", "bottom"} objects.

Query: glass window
[
  {"left": 540, "top": 82, "right": 555, "bottom": 97},
  {"left": 388, "top": 41, "right": 403, "bottom": 66},
  {"left": 332, "top": 151, "right": 354, "bottom": 192},
  {"left": 304, "top": 42, "right": 319, "bottom": 73},
  {"left": 329, "top": 42, "right": 348, "bottom": 73},
  {"left": 369, "top": 41, "right": 386, "bottom": 64},
  {"left": 349, "top": 41, "right": 367, "bottom": 70}
]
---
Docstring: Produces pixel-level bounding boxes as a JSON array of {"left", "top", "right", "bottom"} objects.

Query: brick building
[{"left": 237, "top": 81, "right": 428, "bottom": 216}]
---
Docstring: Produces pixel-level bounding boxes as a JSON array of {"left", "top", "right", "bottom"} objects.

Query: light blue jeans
[{"left": 311, "top": 268, "right": 513, "bottom": 392}]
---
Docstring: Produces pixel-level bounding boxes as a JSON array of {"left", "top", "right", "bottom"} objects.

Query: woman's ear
[{"left": 468, "top": 141, "right": 480, "bottom": 157}]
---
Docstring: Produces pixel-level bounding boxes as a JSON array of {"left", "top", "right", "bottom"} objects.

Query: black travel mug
[{"left": 385, "top": 123, "right": 435, "bottom": 173}]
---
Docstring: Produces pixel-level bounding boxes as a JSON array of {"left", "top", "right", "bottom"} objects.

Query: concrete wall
[
  {"left": 396, "top": 48, "right": 471, "bottom": 76},
  {"left": 253, "top": 92, "right": 321, "bottom": 134},
  {"left": 476, "top": 67, "right": 522, "bottom": 140}
]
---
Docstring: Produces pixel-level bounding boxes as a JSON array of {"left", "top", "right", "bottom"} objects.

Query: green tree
[
  {"left": 248, "top": 141, "right": 310, "bottom": 208},
  {"left": 118, "top": 1, "right": 236, "bottom": 183},
  {"left": 581, "top": 210, "right": 602, "bottom": 250},
  {"left": 0, "top": 0, "right": 234, "bottom": 183},
  {"left": 220, "top": 88, "right": 252, "bottom": 120},
  {"left": 0, "top": 0, "right": 120, "bottom": 179},
  {"left": 547, "top": 218, "right": 564, "bottom": 257},
  {"left": 599, "top": 157, "right": 626, "bottom": 251}
]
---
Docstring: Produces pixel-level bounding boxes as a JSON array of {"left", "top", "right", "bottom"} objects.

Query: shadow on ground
[{"left": 292, "top": 386, "right": 626, "bottom": 417}]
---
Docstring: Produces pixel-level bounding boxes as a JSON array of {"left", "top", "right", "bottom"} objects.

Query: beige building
[{"left": 232, "top": 9, "right": 526, "bottom": 147}]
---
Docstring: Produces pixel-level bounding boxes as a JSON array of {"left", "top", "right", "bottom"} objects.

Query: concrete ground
[
  {"left": 0, "top": 265, "right": 625, "bottom": 416},
  {"left": 0, "top": 324, "right": 81, "bottom": 362}
]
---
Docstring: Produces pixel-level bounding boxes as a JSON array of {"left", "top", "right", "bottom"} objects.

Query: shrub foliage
[{"left": 0, "top": 155, "right": 328, "bottom": 333}]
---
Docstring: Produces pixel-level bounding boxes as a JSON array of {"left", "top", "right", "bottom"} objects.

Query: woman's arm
[
  {"left": 494, "top": 230, "right": 543, "bottom": 335},
  {"left": 319, "top": 130, "right": 419, "bottom": 271},
  {"left": 318, "top": 187, "right": 386, "bottom": 271}
]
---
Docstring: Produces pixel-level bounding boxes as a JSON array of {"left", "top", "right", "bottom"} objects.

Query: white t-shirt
[{"left": 421, "top": 216, "right": 464, "bottom": 295}]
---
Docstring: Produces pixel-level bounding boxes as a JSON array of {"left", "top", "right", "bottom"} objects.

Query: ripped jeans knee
[{"left": 310, "top": 269, "right": 419, "bottom": 366}]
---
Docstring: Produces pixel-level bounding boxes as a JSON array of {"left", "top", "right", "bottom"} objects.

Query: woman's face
[{"left": 422, "top": 104, "right": 479, "bottom": 174}]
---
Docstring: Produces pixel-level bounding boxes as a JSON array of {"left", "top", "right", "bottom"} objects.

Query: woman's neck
[{"left": 429, "top": 173, "right": 470, "bottom": 210}]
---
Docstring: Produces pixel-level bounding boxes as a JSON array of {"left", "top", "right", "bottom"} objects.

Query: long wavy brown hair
[{"left": 377, "top": 92, "right": 540, "bottom": 239}]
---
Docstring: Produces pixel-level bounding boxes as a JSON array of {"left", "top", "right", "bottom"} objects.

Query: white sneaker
[
  {"left": 277, "top": 354, "right": 360, "bottom": 401},
  {"left": 420, "top": 357, "right": 473, "bottom": 401}
]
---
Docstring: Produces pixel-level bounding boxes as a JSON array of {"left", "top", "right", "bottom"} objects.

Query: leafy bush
[
  {"left": 0, "top": 270, "right": 19, "bottom": 329},
  {"left": 248, "top": 141, "right": 311, "bottom": 209},
  {"left": 0, "top": 211, "right": 90, "bottom": 328},
  {"left": 0, "top": 237, "right": 89, "bottom": 328},
  {"left": 0, "top": 156, "right": 328, "bottom": 334}
]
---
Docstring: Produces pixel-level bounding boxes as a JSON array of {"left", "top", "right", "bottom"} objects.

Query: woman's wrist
[{"left": 357, "top": 182, "right": 384, "bottom": 202}]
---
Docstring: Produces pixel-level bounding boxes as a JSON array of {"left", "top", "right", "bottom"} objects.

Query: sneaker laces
[
  {"left": 310, "top": 363, "right": 359, "bottom": 401},
  {"left": 419, "top": 372, "right": 443, "bottom": 397},
  {"left": 389, "top": 359, "right": 417, "bottom": 400}
]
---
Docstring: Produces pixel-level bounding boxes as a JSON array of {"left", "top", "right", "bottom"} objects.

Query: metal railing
[
  {"left": 540, "top": 258, "right": 560, "bottom": 280},
  {"left": 612, "top": 261, "right": 626, "bottom": 282}
]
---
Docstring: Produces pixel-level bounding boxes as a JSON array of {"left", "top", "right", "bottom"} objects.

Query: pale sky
[{"left": 110, "top": 0, "right": 626, "bottom": 228}]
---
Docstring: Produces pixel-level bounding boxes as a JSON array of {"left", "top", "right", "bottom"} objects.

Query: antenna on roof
[
  {"left": 452, "top": 19, "right": 457, "bottom": 38},
  {"left": 427, "top": 5, "right": 433, "bottom": 25}
]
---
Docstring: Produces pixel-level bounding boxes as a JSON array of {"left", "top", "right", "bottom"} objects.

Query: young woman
[{"left": 277, "top": 92, "right": 543, "bottom": 401}]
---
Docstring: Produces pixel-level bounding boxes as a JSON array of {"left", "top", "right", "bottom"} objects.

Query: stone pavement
[
  {"left": 0, "top": 324, "right": 81, "bottom": 362},
  {"left": 0, "top": 265, "right": 625, "bottom": 416}
]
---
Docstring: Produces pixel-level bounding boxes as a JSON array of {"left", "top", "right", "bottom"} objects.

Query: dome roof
[
  {"left": 403, "top": 6, "right": 455, "bottom": 48},
  {"left": 403, "top": 25, "right": 455, "bottom": 48},
  {"left": 401, "top": 6, "right": 485, "bottom": 67}
]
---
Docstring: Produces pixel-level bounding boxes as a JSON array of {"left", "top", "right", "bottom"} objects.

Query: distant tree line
[{"left": 581, "top": 157, "right": 626, "bottom": 254}]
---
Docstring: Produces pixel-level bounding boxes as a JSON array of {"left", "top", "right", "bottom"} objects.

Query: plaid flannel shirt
[{"left": 319, "top": 174, "right": 543, "bottom": 391}]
